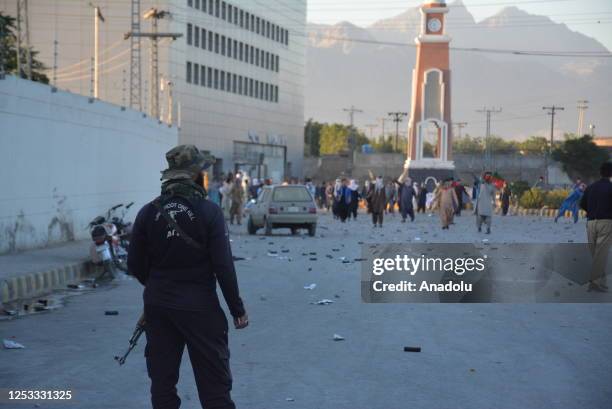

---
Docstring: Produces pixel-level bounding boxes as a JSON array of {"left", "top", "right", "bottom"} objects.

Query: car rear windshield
[{"left": 272, "top": 187, "right": 312, "bottom": 202}]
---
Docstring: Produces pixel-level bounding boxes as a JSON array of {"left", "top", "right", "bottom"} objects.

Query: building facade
[{"left": 2, "top": 0, "right": 306, "bottom": 181}]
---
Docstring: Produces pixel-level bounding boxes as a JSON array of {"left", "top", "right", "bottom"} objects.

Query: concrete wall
[
  {"left": 304, "top": 152, "right": 570, "bottom": 185},
  {"left": 0, "top": 76, "right": 178, "bottom": 254}
]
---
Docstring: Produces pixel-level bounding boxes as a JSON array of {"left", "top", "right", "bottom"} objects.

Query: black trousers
[
  {"left": 372, "top": 212, "right": 383, "bottom": 226},
  {"left": 144, "top": 304, "right": 235, "bottom": 409}
]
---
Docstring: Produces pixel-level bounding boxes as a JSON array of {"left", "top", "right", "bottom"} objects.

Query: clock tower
[{"left": 405, "top": 1, "right": 455, "bottom": 183}]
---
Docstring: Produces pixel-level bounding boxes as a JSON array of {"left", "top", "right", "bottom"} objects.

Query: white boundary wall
[{"left": 0, "top": 76, "right": 178, "bottom": 254}]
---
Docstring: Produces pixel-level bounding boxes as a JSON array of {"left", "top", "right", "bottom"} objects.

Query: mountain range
[{"left": 305, "top": 0, "right": 612, "bottom": 140}]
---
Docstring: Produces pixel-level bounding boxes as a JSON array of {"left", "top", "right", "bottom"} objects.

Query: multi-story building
[{"left": 2, "top": 0, "right": 306, "bottom": 181}]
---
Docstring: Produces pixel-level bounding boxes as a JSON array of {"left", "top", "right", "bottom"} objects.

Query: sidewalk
[{"left": 0, "top": 240, "right": 97, "bottom": 306}]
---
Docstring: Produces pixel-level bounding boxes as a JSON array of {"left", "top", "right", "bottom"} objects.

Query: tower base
[{"left": 404, "top": 159, "right": 455, "bottom": 185}]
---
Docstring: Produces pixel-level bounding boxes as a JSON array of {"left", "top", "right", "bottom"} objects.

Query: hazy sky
[{"left": 307, "top": 0, "right": 612, "bottom": 51}]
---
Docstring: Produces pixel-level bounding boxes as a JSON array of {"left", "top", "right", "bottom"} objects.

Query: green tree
[
  {"left": 517, "top": 136, "right": 548, "bottom": 154},
  {"left": 552, "top": 135, "right": 609, "bottom": 182},
  {"left": 370, "top": 136, "right": 394, "bottom": 153},
  {"left": 487, "top": 135, "right": 518, "bottom": 153},
  {"left": 0, "top": 12, "right": 49, "bottom": 83},
  {"left": 318, "top": 123, "right": 367, "bottom": 155},
  {"left": 452, "top": 135, "right": 484, "bottom": 154},
  {"left": 304, "top": 119, "right": 323, "bottom": 157}
]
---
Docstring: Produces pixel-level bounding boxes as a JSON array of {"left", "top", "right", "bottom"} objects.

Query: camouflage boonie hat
[{"left": 161, "top": 144, "right": 215, "bottom": 180}]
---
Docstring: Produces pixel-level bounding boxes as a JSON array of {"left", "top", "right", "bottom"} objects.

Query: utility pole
[
  {"left": 90, "top": 4, "right": 105, "bottom": 98},
  {"left": 576, "top": 100, "right": 588, "bottom": 137},
  {"left": 167, "top": 79, "right": 174, "bottom": 125},
  {"left": 453, "top": 122, "right": 467, "bottom": 139},
  {"left": 129, "top": 0, "right": 142, "bottom": 111},
  {"left": 365, "top": 124, "right": 377, "bottom": 140},
  {"left": 126, "top": 9, "right": 181, "bottom": 119},
  {"left": 378, "top": 117, "right": 389, "bottom": 142},
  {"left": 122, "top": 68, "right": 127, "bottom": 108},
  {"left": 343, "top": 105, "right": 363, "bottom": 151},
  {"left": 343, "top": 105, "right": 363, "bottom": 173},
  {"left": 52, "top": 38, "right": 58, "bottom": 90},
  {"left": 89, "top": 57, "right": 95, "bottom": 99},
  {"left": 16, "top": 0, "right": 32, "bottom": 79},
  {"left": 476, "top": 107, "right": 502, "bottom": 170},
  {"left": 388, "top": 112, "right": 408, "bottom": 152},
  {"left": 542, "top": 105, "right": 564, "bottom": 184}
]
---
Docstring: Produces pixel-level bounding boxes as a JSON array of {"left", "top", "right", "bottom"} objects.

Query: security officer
[{"left": 128, "top": 145, "right": 248, "bottom": 409}]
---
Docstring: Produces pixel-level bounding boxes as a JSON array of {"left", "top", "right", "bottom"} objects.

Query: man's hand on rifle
[{"left": 234, "top": 313, "right": 249, "bottom": 329}]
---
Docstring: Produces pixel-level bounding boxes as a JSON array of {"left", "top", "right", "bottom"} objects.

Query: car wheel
[
  {"left": 264, "top": 218, "right": 273, "bottom": 236},
  {"left": 308, "top": 223, "right": 316, "bottom": 237},
  {"left": 247, "top": 217, "right": 257, "bottom": 235}
]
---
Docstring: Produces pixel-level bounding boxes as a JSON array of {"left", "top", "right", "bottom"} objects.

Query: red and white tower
[{"left": 405, "top": 1, "right": 455, "bottom": 181}]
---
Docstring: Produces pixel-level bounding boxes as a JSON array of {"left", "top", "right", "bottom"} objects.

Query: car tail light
[
  {"left": 308, "top": 207, "right": 316, "bottom": 214},
  {"left": 269, "top": 207, "right": 278, "bottom": 214}
]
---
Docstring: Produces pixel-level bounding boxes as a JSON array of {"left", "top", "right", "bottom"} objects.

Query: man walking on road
[
  {"left": 580, "top": 161, "right": 612, "bottom": 292},
  {"left": 128, "top": 145, "right": 249, "bottom": 409},
  {"left": 474, "top": 171, "right": 497, "bottom": 234}
]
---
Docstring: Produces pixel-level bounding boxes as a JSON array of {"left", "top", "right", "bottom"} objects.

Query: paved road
[{"left": 1, "top": 212, "right": 611, "bottom": 409}]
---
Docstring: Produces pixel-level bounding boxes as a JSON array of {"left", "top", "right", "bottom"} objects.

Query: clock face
[{"left": 427, "top": 18, "right": 442, "bottom": 33}]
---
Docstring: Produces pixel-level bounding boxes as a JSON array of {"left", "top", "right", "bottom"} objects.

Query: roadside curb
[
  {"left": 495, "top": 207, "right": 587, "bottom": 218},
  {"left": 1, "top": 261, "right": 103, "bottom": 306}
]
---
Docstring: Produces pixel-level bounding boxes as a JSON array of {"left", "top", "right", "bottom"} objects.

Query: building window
[
  {"left": 194, "top": 26, "right": 199, "bottom": 47},
  {"left": 220, "top": 70, "right": 225, "bottom": 90},
  {"left": 188, "top": 0, "right": 193, "bottom": 7},
  {"left": 232, "top": 74, "right": 237, "bottom": 93},
  {"left": 226, "top": 72, "right": 231, "bottom": 92},
  {"left": 202, "top": 0, "right": 206, "bottom": 12},
  {"left": 233, "top": 39, "right": 238, "bottom": 59},
  {"left": 256, "top": 17, "right": 260, "bottom": 34},
  {"left": 201, "top": 65, "right": 206, "bottom": 86},
  {"left": 227, "top": 38, "right": 232, "bottom": 57},
  {"left": 194, "top": 63, "right": 199, "bottom": 85},
  {"left": 250, "top": 15, "right": 255, "bottom": 32},
  {"left": 186, "top": 62, "right": 192, "bottom": 83},
  {"left": 249, "top": 78, "right": 253, "bottom": 97},
  {"left": 270, "top": 54, "right": 274, "bottom": 71},
  {"left": 214, "top": 33, "right": 219, "bottom": 53},
  {"left": 285, "top": 29, "right": 289, "bottom": 45},
  {"left": 187, "top": 23, "right": 192, "bottom": 45},
  {"left": 240, "top": 10, "right": 244, "bottom": 27},
  {"left": 264, "top": 83, "right": 268, "bottom": 101},
  {"left": 266, "top": 21, "right": 270, "bottom": 38},
  {"left": 214, "top": 69, "right": 219, "bottom": 89},
  {"left": 275, "top": 55, "right": 279, "bottom": 72},
  {"left": 208, "top": 0, "right": 213, "bottom": 15},
  {"left": 208, "top": 31, "right": 213, "bottom": 51},
  {"left": 255, "top": 49, "right": 259, "bottom": 67},
  {"left": 221, "top": 35, "right": 226, "bottom": 55},
  {"left": 207, "top": 67, "right": 212, "bottom": 87},
  {"left": 250, "top": 46, "right": 254, "bottom": 64},
  {"left": 255, "top": 81, "right": 259, "bottom": 99},
  {"left": 215, "top": 0, "right": 220, "bottom": 17},
  {"left": 239, "top": 42, "right": 243, "bottom": 61},
  {"left": 228, "top": 4, "right": 232, "bottom": 22},
  {"left": 221, "top": 1, "right": 226, "bottom": 20},
  {"left": 276, "top": 26, "right": 280, "bottom": 42},
  {"left": 245, "top": 12, "right": 250, "bottom": 30},
  {"left": 238, "top": 76, "right": 243, "bottom": 94},
  {"left": 201, "top": 29, "right": 206, "bottom": 49},
  {"left": 195, "top": 0, "right": 200, "bottom": 9},
  {"left": 234, "top": 7, "right": 238, "bottom": 25}
]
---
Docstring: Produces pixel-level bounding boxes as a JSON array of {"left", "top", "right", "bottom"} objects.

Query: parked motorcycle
[{"left": 88, "top": 203, "right": 133, "bottom": 280}]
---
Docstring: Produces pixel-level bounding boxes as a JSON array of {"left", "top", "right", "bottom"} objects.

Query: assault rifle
[{"left": 114, "top": 313, "right": 145, "bottom": 365}]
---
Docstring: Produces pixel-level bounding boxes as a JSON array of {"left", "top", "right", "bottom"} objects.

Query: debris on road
[
  {"left": 333, "top": 334, "right": 345, "bottom": 341},
  {"left": 403, "top": 346, "right": 421, "bottom": 352},
  {"left": 105, "top": 310, "right": 119, "bottom": 316},
  {"left": 286, "top": 397, "right": 295, "bottom": 402},
  {"left": 313, "top": 299, "right": 334, "bottom": 305},
  {"left": 3, "top": 339, "right": 25, "bottom": 349},
  {"left": 303, "top": 283, "right": 317, "bottom": 290}
]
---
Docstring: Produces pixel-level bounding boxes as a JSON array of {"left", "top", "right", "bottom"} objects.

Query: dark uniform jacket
[
  {"left": 580, "top": 178, "right": 612, "bottom": 221},
  {"left": 128, "top": 197, "right": 245, "bottom": 318}
]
